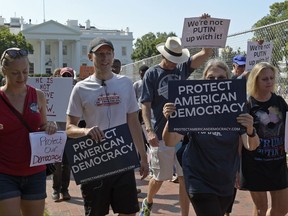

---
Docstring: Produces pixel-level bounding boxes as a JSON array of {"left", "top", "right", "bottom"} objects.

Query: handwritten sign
[
  {"left": 29, "top": 131, "right": 67, "bottom": 167},
  {"left": 168, "top": 79, "right": 247, "bottom": 132},
  {"left": 182, "top": 17, "right": 230, "bottom": 48},
  {"left": 27, "top": 77, "right": 73, "bottom": 122},
  {"left": 246, "top": 41, "right": 273, "bottom": 71},
  {"left": 65, "top": 124, "right": 140, "bottom": 185}
]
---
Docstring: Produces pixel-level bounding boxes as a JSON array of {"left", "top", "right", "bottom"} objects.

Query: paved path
[{"left": 46, "top": 172, "right": 255, "bottom": 216}]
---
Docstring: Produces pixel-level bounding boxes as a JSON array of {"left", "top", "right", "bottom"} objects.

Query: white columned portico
[
  {"left": 74, "top": 40, "right": 81, "bottom": 74},
  {"left": 58, "top": 40, "right": 63, "bottom": 68},
  {"left": 40, "top": 40, "right": 45, "bottom": 75}
]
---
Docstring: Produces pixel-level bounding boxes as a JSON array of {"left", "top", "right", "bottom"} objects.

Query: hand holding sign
[
  {"left": 245, "top": 40, "right": 273, "bottom": 71},
  {"left": 65, "top": 124, "right": 140, "bottom": 185},
  {"left": 29, "top": 131, "right": 67, "bottom": 167},
  {"left": 85, "top": 125, "right": 105, "bottom": 142},
  {"left": 163, "top": 103, "right": 176, "bottom": 120}
]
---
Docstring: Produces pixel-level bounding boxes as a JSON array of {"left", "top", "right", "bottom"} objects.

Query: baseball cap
[
  {"left": 60, "top": 67, "right": 74, "bottom": 77},
  {"left": 88, "top": 38, "right": 114, "bottom": 53},
  {"left": 232, "top": 55, "right": 246, "bottom": 65}
]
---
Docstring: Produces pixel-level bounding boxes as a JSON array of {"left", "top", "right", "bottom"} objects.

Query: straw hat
[{"left": 156, "top": 36, "right": 190, "bottom": 64}]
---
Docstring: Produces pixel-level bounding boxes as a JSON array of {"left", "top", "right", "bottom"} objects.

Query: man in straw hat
[{"left": 140, "top": 35, "right": 212, "bottom": 216}]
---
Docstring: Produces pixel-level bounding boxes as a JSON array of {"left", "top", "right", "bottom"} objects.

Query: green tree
[
  {"left": 252, "top": 1, "right": 288, "bottom": 69},
  {"left": 0, "top": 26, "right": 33, "bottom": 56},
  {"left": 253, "top": 1, "right": 288, "bottom": 28},
  {"left": 131, "top": 32, "right": 176, "bottom": 61}
]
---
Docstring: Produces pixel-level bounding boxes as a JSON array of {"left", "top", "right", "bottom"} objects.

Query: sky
[{"left": 0, "top": 0, "right": 284, "bottom": 43}]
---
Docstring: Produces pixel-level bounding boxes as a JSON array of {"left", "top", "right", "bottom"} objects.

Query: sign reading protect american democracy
[
  {"left": 65, "top": 123, "right": 140, "bottom": 185},
  {"left": 168, "top": 79, "right": 247, "bottom": 132}
]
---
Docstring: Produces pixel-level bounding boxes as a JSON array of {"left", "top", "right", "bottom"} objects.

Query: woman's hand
[
  {"left": 236, "top": 113, "right": 254, "bottom": 135},
  {"left": 45, "top": 122, "right": 58, "bottom": 135},
  {"left": 163, "top": 103, "right": 176, "bottom": 119}
]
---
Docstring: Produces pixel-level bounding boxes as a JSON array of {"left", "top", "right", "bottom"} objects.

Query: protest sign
[
  {"left": 29, "top": 131, "right": 67, "bottom": 167},
  {"left": 246, "top": 41, "right": 273, "bottom": 71},
  {"left": 27, "top": 77, "right": 73, "bottom": 122},
  {"left": 79, "top": 66, "right": 94, "bottom": 79},
  {"left": 65, "top": 123, "right": 140, "bottom": 185},
  {"left": 168, "top": 79, "right": 246, "bottom": 132},
  {"left": 182, "top": 17, "right": 230, "bottom": 48}
]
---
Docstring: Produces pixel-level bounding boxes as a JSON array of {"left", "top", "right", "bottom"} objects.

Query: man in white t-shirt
[{"left": 66, "top": 37, "right": 149, "bottom": 216}]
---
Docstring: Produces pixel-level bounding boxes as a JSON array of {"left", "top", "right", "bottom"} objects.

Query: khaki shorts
[{"left": 149, "top": 140, "right": 183, "bottom": 181}]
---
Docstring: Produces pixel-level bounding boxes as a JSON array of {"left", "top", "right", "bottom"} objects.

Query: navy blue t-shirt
[
  {"left": 182, "top": 131, "right": 242, "bottom": 196},
  {"left": 140, "top": 58, "right": 193, "bottom": 139}
]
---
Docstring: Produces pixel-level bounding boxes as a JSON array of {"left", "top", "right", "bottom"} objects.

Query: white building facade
[{"left": 0, "top": 17, "right": 134, "bottom": 75}]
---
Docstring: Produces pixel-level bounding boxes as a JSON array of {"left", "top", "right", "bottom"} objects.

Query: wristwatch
[{"left": 247, "top": 127, "right": 256, "bottom": 137}]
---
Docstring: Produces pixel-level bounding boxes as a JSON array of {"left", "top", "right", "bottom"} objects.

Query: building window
[
  {"left": 63, "top": 45, "right": 67, "bottom": 55},
  {"left": 63, "top": 63, "right": 67, "bottom": 67},
  {"left": 46, "top": 67, "right": 52, "bottom": 74},
  {"left": 29, "top": 62, "right": 34, "bottom": 74},
  {"left": 121, "top": 47, "right": 127, "bottom": 56},
  {"left": 45, "top": 45, "right": 51, "bottom": 55},
  {"left": 82, "top": 46, "right": 87, "bottom": 55}
]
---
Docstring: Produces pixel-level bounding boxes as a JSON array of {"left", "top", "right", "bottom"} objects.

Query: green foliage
[
  {"left": 221, "top": 46, "right": 245, "bottom": 68},
  {"left": 0, "top": 26, "right": 33, "bottom": 56},
  {"left": 253, "top": 1, "right": 288, "bottom": 28},
  {"left": 252, "top": 1, "right": 288, "bottom": 68},
  {"left": 131, "top": 32, "right": 177, "bottom": 61}
]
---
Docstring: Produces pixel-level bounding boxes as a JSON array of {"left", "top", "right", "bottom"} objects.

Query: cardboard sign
[
  {"left": 65, "top": 124, "right": 140, "bottom": 185},
  {"left": 246, "top": 41, "right": 273, "bottom": 71},
  {"left": 168, "top": 79, "right": 247, "bottom": 132},
  {"left": 27, "top": 77, "right": 73, "bottom": 122},
  {"left": 79, "top": 66, "right": 94, "bottom": 79},
  {"left": 29, "top": 131, "right": 67, "bottom": 166},
  {"left": 182, "top": 17, "right": 230, "bottom": 48}
]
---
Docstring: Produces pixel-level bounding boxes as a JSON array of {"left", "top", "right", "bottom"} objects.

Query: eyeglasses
[
  {"left": 0, "top": 49, "right": 28, "bottom": 66},
  {"left": 206, "top": 76, "right": 227, "bottom": 80},
  {"left": 62, "top": 73, "right": 72, "bottom": 77}
]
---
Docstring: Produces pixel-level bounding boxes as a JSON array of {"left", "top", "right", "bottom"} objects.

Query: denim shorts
[{"left": 0, "top": 171, "right": 47, "bottom": 200}]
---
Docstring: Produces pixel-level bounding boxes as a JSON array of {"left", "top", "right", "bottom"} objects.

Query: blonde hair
[
  {"left": 0, "top": 48, "right": 29, "bottom": 75},
  {"left": 202, "top": 58, "right": 230, "bottom": 79},
  {"left": 246, "top": 62, "right": 278, "bottom": 97}
]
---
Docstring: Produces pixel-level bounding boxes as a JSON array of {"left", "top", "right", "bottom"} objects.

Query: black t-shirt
[{"left": 241, "top": 93, "right": 288, "bottom": 191}]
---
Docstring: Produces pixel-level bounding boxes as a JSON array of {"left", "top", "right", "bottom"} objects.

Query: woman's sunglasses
[{"left": 0, "top": 49, "right": 28, "bottom": 65}]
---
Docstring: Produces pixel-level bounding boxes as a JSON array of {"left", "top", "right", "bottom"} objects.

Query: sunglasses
[
  {"left": 62, "top": 73, "right": 72, "bottom": 77},
  {"left": 0, "top": 49, "right": 28, "bottom": 66}
]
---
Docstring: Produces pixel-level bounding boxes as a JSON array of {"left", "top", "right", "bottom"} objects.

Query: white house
[{"left": 0, "top": 16, "right": 134, "bottom": 75}]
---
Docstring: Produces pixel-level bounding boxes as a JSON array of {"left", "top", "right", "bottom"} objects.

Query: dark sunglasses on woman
[{"left": 0, "top": 49, "right": 28, "bottom": 65}]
